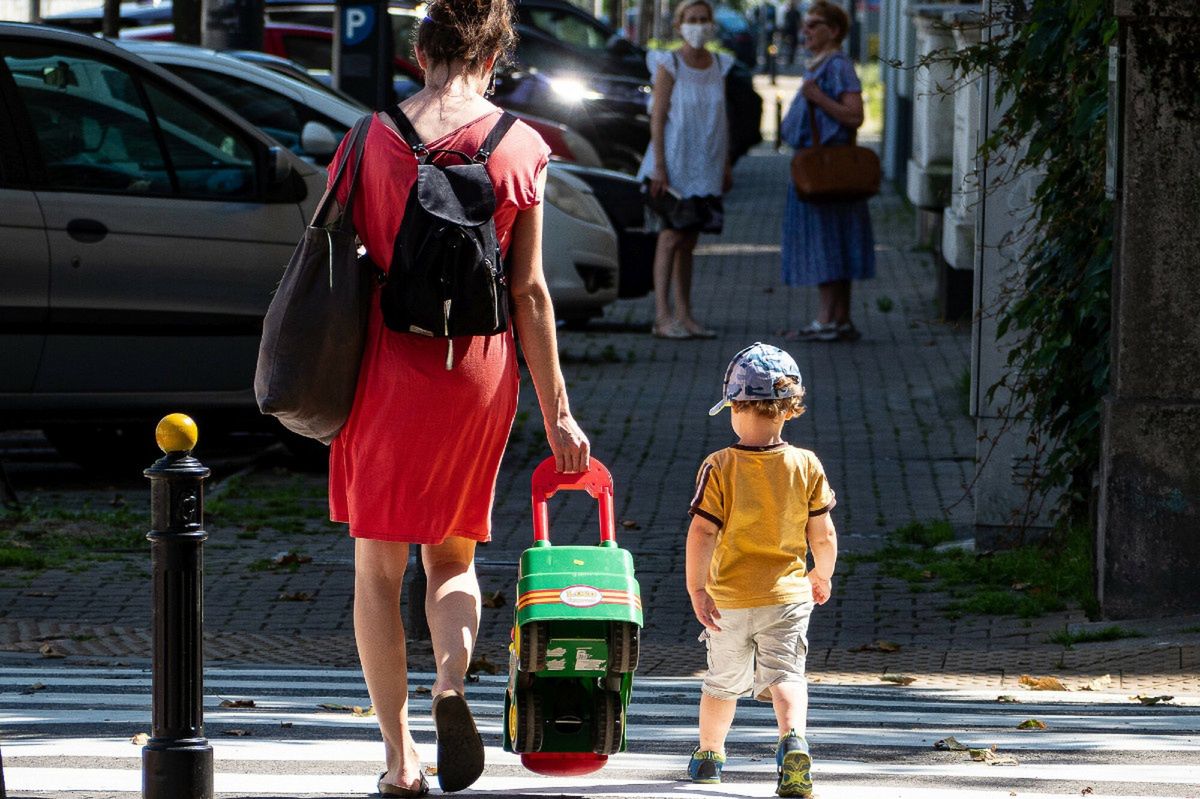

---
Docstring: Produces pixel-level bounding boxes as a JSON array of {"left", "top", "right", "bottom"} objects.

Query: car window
[
  {"left": 4, "top": 43, "right": 172, "bottom": 194},
  {"left": 165, "top": 65, "right": 348, "bottom": 163},
  {"left": 168, "top": 66, "right": 304, "bottom": 151},
  {"left": 141, "top": 80, "right": 256, "bottom": 199},
  {"left": 3, "top": 41, "right": 256, "bottom": 199},
  {"left": 526, "top": 9, "right": 609, "bottom": 53}
]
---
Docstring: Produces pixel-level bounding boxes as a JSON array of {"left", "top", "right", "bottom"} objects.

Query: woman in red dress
[{"left": 325, "top": 1, "right": 590, "bottom": 793}]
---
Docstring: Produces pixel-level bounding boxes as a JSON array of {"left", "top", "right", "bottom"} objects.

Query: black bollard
[{"left": 142, "top": 415, "right": 213, "bottom": 799}]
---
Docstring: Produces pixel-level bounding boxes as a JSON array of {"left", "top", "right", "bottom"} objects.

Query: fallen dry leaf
[
  {"left": 277, "top": 591, "right": 313, "bottom": 602},
  {"left": 352, "top": 705, "right": 375, "bottom": 717},
  {"left": 1017, "top": 719, "right": 1047, "bottom": 730},
  {"left": 996, "top": 695, "right": 1019, "bottom": 703},
  {"left": 481, "top": 590, "right": 506, "bottom": 609},
  {"left": 934, "top": 736, "right": 968, "bottom": 751},
  {"left": 1019, "top": 674, "right": 1068, "bottom": 691},
  {"left": 1082, "top": 675, "right": 1113, "bottom": 692},
  {"left": 880, "top": 673, "right": 916, "bottom": 685},
  {"left": 969, "top": 746, "right": 1019, "bottom": 766},
  {"left": 620, "top": 519, "right": 642, "bottom": 530},
  {"left": 271, "top": 551, "right": 312, "bottom": 567},
  {"left": 220, "top": 699, "right": 256, "bottom": 708},
  {"left": 130, "top": 732, "right": 150, "bottom": 745},
  {"left": 1011, "top": 582, "right": 1031, "bottom": 591},
  {"left": 39, "top": 642, "right": 66, "bottom": 659},
  {"left": 280, "top": 722, "right": 293, "bottom": 729},
  {"left": 222, "top": 729, "right": 253, "bottom": 737},
  {"left": 468, "top": 655, "right": 500, "bottom": 676},
  {"left": 853, "top": 640, "right": 902, "bottom": 653},
  {"left": 424, "top": 766, "right": 438, "bottom": 776},
  {"left": 22, "top": 682, "right": 47, "bottom": 694},
  {"left": 1081, "top": 788, "right": 1094, "bottom": 795},
  {"left": 413, "top": 686, "right": 431, "bottom": 695},
  {"left": 1131, "top": 694, "right": 1174, "bottom": 705}
]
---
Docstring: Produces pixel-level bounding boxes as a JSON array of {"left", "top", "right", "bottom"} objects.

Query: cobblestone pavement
[{"left": 1, "top": 76, "right": 1198, "bottom": 693}]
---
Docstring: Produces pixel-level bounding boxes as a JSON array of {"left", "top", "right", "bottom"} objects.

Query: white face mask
[{"left": 680, "top": 22, "right": 715, "bottom": 49}]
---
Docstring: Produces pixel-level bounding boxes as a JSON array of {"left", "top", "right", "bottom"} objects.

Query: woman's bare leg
[
  {"left": 816, "top": 282, "right": 838, "bottom": 325},
  {"left": 354, "top": 538, "right": 423, "bottom": 791},
  {"left": 672, "top": 231, "right": 705, "bottom": 331},
  {"left": 653, "top": 228, "right": 684, "bottom": 327},
  {"left": 423, "top": 536, "right": 480, "bottom": 695}
]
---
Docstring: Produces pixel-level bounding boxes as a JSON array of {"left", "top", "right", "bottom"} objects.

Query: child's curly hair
[{"left": 731, "top": 376, "right": 806, "bottom": 419}]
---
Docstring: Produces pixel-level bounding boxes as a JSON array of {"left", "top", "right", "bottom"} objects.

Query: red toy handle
[{"left": 531, "top": 456, "right": 615, "bottom": 544}]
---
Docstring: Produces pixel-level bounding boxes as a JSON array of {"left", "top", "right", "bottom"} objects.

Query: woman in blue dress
[{"left": 779, "top": 1, "right": 875, "bottom": 342}]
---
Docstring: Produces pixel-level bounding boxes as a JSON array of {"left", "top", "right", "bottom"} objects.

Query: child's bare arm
[
  {"left": 806, "top": 513, "right": 838, "bottom": 604},
  {"left": 686, "top": 515, "right": 722, "bottom": 631}
]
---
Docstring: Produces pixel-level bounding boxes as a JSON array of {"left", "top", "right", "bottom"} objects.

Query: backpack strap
[
  {"left": 474, "top": 112, "right": 517, "bottom": 164},
  {"left": 383, "top": 106, "right": 429, "bottom": 159}
]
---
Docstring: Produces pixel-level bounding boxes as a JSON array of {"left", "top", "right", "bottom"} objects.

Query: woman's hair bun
[{"left": 417, "top": 0, "right": 517, "bottom": 70}]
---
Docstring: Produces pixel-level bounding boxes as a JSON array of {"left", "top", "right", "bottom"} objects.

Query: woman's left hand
[
  {"left": 545, "top": 414, "right": 591, "bottom": 473},
  {"left": 800, "top": 79, "right": 826, "bottom": 104}
]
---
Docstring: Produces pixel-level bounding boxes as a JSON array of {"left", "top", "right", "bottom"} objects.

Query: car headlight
[
  {"left": 545, "top": 171, "right": 611, "bottom": 228},
  {"left": 548, "top": 76, "right": 604, "bottom": 104}
]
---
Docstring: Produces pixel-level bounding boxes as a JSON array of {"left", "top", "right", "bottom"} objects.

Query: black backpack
[{"left": 379, "top": 107, "right": 517, "bottom": 367}]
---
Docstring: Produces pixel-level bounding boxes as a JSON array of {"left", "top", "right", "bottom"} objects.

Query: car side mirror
[
  {"left": 267, "top": 145, "right": 292, "bottom": 185},
  {"left": 300, "top": 120, "right": 339, "bottom": 159}
]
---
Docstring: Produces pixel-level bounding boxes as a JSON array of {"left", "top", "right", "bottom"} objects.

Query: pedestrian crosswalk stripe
[{"left": 2, "top": 665, "right": 1197, "bottom": 797}]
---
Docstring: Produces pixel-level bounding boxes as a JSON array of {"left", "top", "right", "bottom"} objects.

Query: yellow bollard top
[{"left": 155, "top": 413, "right": 198, "bottom": 454}]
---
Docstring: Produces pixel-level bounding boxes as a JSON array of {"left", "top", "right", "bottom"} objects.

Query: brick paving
[{"left": 1, "top": 75, "right": 1198, "bottom": 693}]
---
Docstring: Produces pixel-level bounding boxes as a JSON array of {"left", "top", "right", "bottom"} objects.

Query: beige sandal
[{"left": 431, "top": 689, "right": 484, "bottom": 792}]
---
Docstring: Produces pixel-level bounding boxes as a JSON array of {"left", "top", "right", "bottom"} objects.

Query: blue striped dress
[{"left": 780, "top": 51, "right": 876, "bottom": 286}]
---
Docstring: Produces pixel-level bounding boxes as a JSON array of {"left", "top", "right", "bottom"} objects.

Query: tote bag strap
[{"left": 311, "top": 113, "right": 373, "bottom": 229}]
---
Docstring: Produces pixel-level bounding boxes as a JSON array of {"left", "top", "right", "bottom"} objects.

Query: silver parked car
[{"left": 0, "top": 23, "right": 617, "bottom": 465}]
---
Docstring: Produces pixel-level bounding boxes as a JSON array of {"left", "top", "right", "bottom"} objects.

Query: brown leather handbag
[{"left": 790, "top": 105, "right": 881, "bottom": 202}]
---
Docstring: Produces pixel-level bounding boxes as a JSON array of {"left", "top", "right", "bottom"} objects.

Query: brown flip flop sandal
[
  {"left": 431, "top": 689, "right": 484, "bottom": 793},
  {"left": 377, "top": 770, "right": 428, "bottom": 798}
]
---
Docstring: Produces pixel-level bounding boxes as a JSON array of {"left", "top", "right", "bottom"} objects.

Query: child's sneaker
[
  {"left": 775, "top": 731, "right": 813, "bottom": 797},
  {"left": 687, "top": 747, "right": 725, "bottom": 783}
]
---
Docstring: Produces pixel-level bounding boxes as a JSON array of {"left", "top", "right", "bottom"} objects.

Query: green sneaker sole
[{"left": 776, "top": 750, "right": 813, "bottom": 797}]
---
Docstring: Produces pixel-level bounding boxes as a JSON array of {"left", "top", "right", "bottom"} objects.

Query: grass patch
[
  {"left": 892, "top": 520, "right": 954, "bottom": 549},
  {"left": 1047, "top": 625, "right": 1145, "bottom": 648},
  {"left": 956, "top": 368, "right": 971, "bottom": 415},
  {"left": 876, "top": 295, "right": 895, "bottom": 313},
  {"left": 862, "top": 523, "right": 1095, "bottom": 619},
  {"left": 0, "top": 500, "right": 148, "bottom": 571},
  {"left": 207, "top": 472, "right": 335, "bottom": 536}
]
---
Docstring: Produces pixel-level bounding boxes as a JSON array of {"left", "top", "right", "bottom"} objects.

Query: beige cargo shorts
[{"left": 699, "top": 601, "right": 813, "bottom": 701}]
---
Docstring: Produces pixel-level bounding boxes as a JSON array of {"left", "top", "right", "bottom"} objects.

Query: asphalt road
[{"left": 1, "top": 659, "right": 1198, "bottom": 798}]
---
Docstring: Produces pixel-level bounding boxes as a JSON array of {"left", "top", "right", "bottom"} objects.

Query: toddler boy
[{"left": 685, "top": 343, "right": 838, "bottom": 797}]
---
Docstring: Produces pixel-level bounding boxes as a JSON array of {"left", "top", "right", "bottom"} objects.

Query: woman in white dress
[{"left": 638, "top": 0, "right": 733, "bottom": 339}]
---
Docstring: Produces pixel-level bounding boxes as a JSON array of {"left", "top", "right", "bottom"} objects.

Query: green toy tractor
[{"left": 502, "top": 457, "right": 643, "bottom": 776}]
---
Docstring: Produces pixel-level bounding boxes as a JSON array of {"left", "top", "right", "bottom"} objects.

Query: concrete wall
[
  {"left": 970, "top": 0, "right": 1057, "bottom": 543},
  {"left": 1098, "top": 0, "right": 1200, "bottom": 617}
]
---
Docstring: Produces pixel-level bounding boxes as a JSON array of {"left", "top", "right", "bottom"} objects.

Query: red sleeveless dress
[{"left": 326, "top": 109, "right": 550, "bottom": 543}]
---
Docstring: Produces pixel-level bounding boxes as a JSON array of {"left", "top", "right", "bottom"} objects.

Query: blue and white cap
[{"left": 708, "top": 342, "right": 803, "bottom": 416}]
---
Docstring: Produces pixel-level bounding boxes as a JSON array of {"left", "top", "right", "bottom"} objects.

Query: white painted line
[{"left": 4, "top": 766, "right": 1199, "bottom": 797}]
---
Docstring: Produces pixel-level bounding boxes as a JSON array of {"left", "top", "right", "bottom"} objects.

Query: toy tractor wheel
[
  {"left": 518, "top": 621, "right": 548, "bottom": 672},
  {"left": 514, "top": 692, "right": 544, "bottom": 753},
  {"left": 607, "top": 622, "right": 639, "bottom": 674},
  {"left": 592, "top": 690, "right": 624, "bottom": 755}
]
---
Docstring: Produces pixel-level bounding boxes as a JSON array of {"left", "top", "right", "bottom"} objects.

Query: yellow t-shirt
[{"left": 689, "top": 443, "right": 836, "bottom": 609}]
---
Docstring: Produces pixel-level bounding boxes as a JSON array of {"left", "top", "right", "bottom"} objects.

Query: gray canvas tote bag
[{"left": 254, "top": 114, "right": 374, "bottom": 444}]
